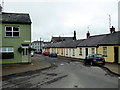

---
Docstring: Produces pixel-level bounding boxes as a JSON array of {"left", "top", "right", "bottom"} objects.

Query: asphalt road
[{"left": 2, "top": 54, "right": 119, "bottom": 88}]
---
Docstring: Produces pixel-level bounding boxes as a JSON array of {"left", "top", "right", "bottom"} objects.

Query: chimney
[
  {"left": 73, "top": 30, "right": 76, "bottom": 40},
  {"left": 110, "top": 26, "right": 115, "bottom": 33},
  {"left": 87, "top": 31, "right": 90, "bottom": 38}
]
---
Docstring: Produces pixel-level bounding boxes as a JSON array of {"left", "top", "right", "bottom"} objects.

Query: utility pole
[
  {"left": 2, "top": 0, "right": 4, "bottom": 11},
  {"left": 40, "top": 37, "right": 42, "bottom": 53}
]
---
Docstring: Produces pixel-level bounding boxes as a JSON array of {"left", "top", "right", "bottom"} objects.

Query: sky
[{"left": 0, "top": 0, "right": 119, "bottom": 42}]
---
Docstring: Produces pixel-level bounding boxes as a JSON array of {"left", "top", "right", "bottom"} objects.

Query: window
[
  {"left": 79, "top": 48, "right": 82, "bottom": 55},
  {"left": 66, "top": 49, "right": 68, "bottom": 55},
  {"left": 61, "top": 49, "right": 63, "bottom": 54},
  {"left": 103, "top": 47, "right": 107, "bottom": 56},
  {"left": 91, "top": 48, "right": 95, "bottom": 54},
  {"left": 0, "top": 47, "right": 14, "bottom": 59},
  {"left": 5, "top": 26, "right": 20, "bottom": 37},
  {"left": 73, "top": 49, "right": 75, "bottom": 56},
  {"left": 57, "top": 49, "right": 59, "bottom": 54},
  {"left": 0, "top": 47, "right": 14, "bottom": 53}
]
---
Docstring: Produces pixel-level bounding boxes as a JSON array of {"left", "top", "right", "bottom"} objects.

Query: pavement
[
  {"left": 1, "top": 57, "right": 52, "bottom": 77},
  {"left": 102, "top": 63, "right": 120, "bottom": 76},
  {"left": 1, "top": 56, "right": 120, "bottom": 77}
]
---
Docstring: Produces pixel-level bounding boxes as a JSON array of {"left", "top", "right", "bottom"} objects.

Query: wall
[
  {"left": 97, "top": 46, "right": 114, "bottom": 63},
  {"left": 76, "top": 47, "right": 96, "bottom": 59},
  {"left": 118, "top": 46, "right": 120, "bottom": 64},
  {"left": 1, "top": 23, "right": 31, "bottom": 64}
]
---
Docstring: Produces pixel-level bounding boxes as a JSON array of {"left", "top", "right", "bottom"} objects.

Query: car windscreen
[{"left": 94, "top": 54, "right": 103, "bottom": 58}]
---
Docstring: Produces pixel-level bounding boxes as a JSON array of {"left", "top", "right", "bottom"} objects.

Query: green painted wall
[
  {"left": 0, "top": 23, "right": 2, "bottom": 64},
  {"left": 0, "top": 23, "right": 31, "bottom": 64}
]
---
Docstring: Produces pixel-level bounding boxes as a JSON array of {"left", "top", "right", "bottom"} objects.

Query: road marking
[
  {"left": 118, "top": 77, "right": 120, "bottom": 79},
  {"left": 60, "top": 64, "right": 64, "bottom": 65}
]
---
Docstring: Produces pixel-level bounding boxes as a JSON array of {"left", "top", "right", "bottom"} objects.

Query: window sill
[{"left": 4, "top": 36, "right": 21, "bottom": 38}]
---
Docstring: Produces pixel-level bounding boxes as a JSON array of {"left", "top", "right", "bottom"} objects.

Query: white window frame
[
  {"left": 103, "top": 47, "right": 107, "bottom": 56},
  {"left": 0, "top": 47, "right": 14, "bottom": 53},
  {"left": 66, "top": 48, "right": 68, "bottom": 55},
  {"left": 79, "top": 48, "right": 82, "bottom": 55},
  {"left": 5, "top": 26, "right": 20, "bottom": 37}
]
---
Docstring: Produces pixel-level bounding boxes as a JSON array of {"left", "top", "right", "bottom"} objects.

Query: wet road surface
[{"left": 2, "top": 54, "right": 119, "bottom": 88}]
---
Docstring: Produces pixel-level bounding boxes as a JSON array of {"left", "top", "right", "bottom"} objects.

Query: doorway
[
  {"left": 21, "top": 44, "right": 29, "bottom": 63},
  {"left": 86, "top": 48, "right": 88, "bottom": 57},
  {"left": 114, "top": 47, "right": 119, "bottom": 63}
]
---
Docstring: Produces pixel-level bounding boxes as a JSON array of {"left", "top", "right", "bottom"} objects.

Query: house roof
[
  {"left": 77, "top": 34, "right": 106, "bottom": 47},
  {"left": 44, "top": 39, "right": 85, "bottom": 48},
  {"left": 51, "top": 37, "right": 74, "bottom": 43},
  {"left": 77, "top": 31, "right": 120, "bottom": 47},
  {"left": 0, "top": 12, "right": 31, "bottom": 24},
  {"left": 45, "top": 31, "right": 120, "bottom": 48},
  {"left": 98, "top": 31, "right": 120, "bottom": 45}
]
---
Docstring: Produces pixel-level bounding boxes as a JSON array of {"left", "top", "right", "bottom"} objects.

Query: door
[
  {"left": 86, "top": 48, "right": 88, "bottom": 57},
  {"left": 22, "top": 46, "right": 29, "bottom": 62},
  {"left": 114, "top": 47, "right": 118, "bottom": 63}
]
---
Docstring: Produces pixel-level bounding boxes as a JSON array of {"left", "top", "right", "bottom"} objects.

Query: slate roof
[
  {"left": 98, "top": 31, "right": 120, "bottom": 45},
  {"left": 77, "top": 31, "right": 120, "bottom": 47},
  {"left": 77, "top": 34, "right": 106, "bottom": 47},
  {"left": 0, "top": 12, "right": 31, "bottom": 24},
  {"left": 51, "top": 37, "right": 74, "bottom": 43},
  {"left": 44, "top": 39, "right": 85, "bottom": 48},
  {"left": 45, "top": 31, "right": 120, "bottom": 48}
]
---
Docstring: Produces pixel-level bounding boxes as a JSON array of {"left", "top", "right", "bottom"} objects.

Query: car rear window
[{"left": 94, "top": 54, "right": 103, "bottom": 58}]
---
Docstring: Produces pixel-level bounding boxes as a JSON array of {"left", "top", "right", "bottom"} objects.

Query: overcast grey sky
[{"left": 0, "top": 0, "right": 119, "bottom": 41}]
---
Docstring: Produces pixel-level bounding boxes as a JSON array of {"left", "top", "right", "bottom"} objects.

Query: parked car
[
  {"left": 84, "top": 54, "right": 105, "bottom": 65},
  {"left": 49, "top": 52, "right": 57, "bottom": 57},
  {"left": 43, "top": 51, "right": 50, "bottom": 56},
  {"left": 35, "top": 51, "right": 42, "bottom": 54}
]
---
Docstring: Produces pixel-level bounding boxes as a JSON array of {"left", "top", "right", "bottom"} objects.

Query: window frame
[
  {"left": 0, "top": 47, "right": 14, "bottom": 53},
  {"left": 79, "top": 48, "right": 82, "bottom": 55},
  {"left": 5, "top": 26, "right": 20, "bottom": 37},
  {"left": 66, "top": 48, "right": 68, "bottom": 55},
  {"left": 103, "top": 47, "right": 107, "bottom": 56},
  {"left": 91, "top": 48, "right": 95, "bottom": 54}
]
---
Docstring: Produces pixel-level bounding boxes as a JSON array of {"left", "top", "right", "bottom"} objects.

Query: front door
[
  {"left": 22, "top": 46, "right": 29, "bottom": 63},
  {"left": 86, "top": 48, "right": 88, "bottom": 57},
  {"left": 114, "top": 47, "right": 119, "bottom": 63}
]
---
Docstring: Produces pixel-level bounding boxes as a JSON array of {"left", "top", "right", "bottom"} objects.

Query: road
[{"left": 2, "top": 54, "right": 119, "bottom": 88}]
